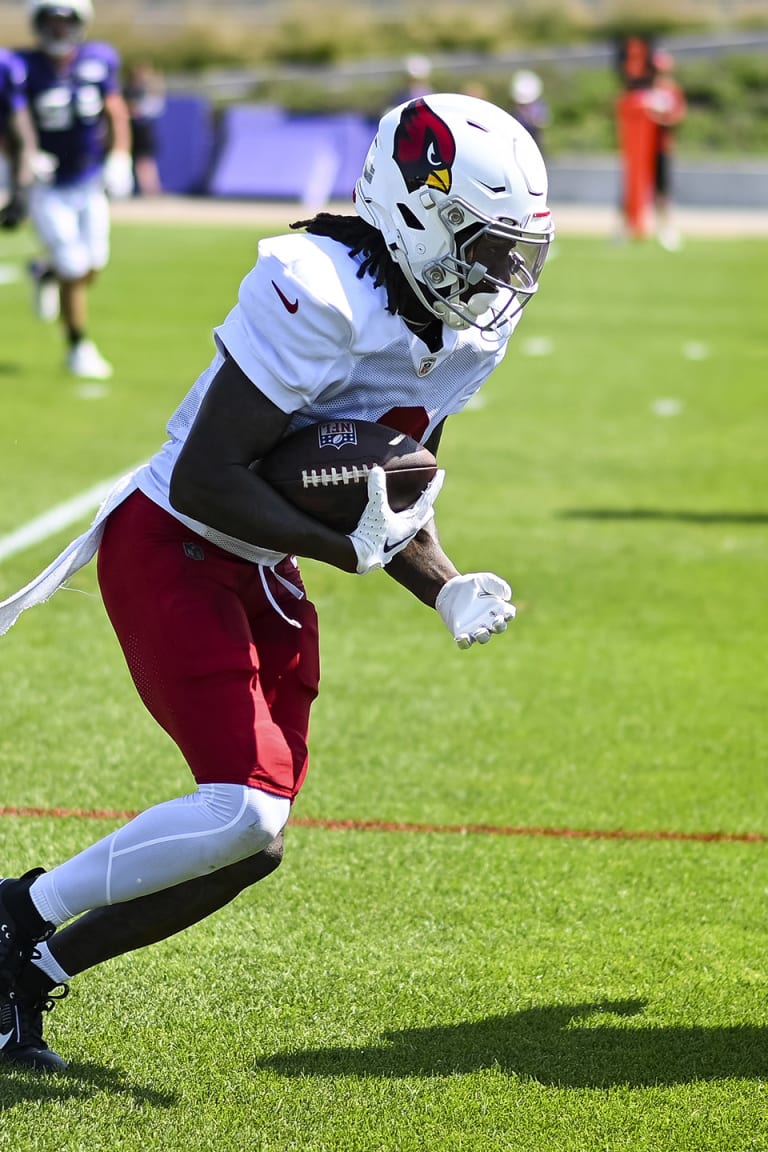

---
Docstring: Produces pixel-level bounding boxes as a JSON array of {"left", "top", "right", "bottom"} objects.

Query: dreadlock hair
[{"left": 291, "top": 213, "right": 424, "bottom": 321}]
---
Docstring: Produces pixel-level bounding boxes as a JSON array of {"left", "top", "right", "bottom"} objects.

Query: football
[{"left": 256, "top": 419, "right": 438, "bottom": 533}]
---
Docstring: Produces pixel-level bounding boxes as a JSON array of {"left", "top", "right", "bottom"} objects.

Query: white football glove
[
  {"left": 435, "top": 572, "right": 516, "bottom": 649},
  {"left": 31, "top": 151, "right": 58, "bottom": 183},
  {"left": 103, "top": 151, "right": 134, "bottom": 199},
  {"left": 348, "top": 465, "right": 444, "bottom": 575}
]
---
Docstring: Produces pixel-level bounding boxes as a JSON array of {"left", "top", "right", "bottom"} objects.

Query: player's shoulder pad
[
  {"left": 79, "top": 41, "right": 121, "bottom": 69},
  {"left": 257, "top": 231, "right": 379, "bottom": 326},
  {"left": 238, "top": 232, "right": 376, "bottom": 355},
  {"left": 0, "top": 48, "right": 27, "bottom": 83}
]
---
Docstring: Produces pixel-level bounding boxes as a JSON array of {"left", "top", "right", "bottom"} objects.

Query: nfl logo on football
[{"left": 318, "top": 421, "right": 358, "bottom": 449}]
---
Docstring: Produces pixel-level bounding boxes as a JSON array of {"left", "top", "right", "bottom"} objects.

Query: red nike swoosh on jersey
[{"left": 271, "top": 280, "right": 299, "bottom": 313}]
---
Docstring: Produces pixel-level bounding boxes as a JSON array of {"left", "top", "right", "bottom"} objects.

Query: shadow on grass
[
  {"left": 256, "top": 1001, "right": 768, "bottom": 1087},
  {"left": 0, "top": 1060, "right": 176, "bottom": 1109},
  {"left": 558, "top": 508, "right": 768, "bottom": 525}
]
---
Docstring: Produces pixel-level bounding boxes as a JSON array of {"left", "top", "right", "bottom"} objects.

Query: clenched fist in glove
[
  {"left": 0, "top": 187, "right": 29, "bottom": 230},
  {"left": 349, "top": 465, "right": 445, "bottom": 575},
  {"left": 103, "top": 151, "right": 134, "bottom": 199},
  {"left": 436, "top": 572, "right": 516, "bottom": 649}
]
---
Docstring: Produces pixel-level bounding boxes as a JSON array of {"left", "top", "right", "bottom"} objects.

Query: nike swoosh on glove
[
  {"left": 435, "top": 572, "right": 516, "bottom": 649},
  {"left": 103, "top": 151, "right": 134, "bottom": 199},
  {"left": 348, "top": 465, "right": 445, "bottom": 575}
]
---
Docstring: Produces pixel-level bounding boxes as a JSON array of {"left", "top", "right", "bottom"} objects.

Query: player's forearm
[
  {"left": 384, "top": 518, "right": 460, "bottom": 606},
  {"left": 9, "top": 105, "right": 37, "bottom": 189},
  {"left": 169, "top": 459, "right": 357, "bottom": 572},
  {"left": 105, "top": 92, "right": 132, "bottom": 153}
]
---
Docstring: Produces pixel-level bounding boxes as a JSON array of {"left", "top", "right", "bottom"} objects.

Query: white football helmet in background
[
  {"left": 28, "top": 0, "right": 93, "bottom": 57},
  {"left": 354, "top": 93, "right": 554, "bottom": 335}
]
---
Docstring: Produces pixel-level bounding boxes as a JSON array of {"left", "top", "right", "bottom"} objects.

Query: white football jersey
[{"left": 137, "top": 230, "right": 518, "bottom": 563}]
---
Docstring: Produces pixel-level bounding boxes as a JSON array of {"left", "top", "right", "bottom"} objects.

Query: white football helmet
[
  {"left": 28, "top": 0, "right": 93, "bottom": 57},
  {"left": 354, "top": 93, "right": 554, "bottom": 335}
]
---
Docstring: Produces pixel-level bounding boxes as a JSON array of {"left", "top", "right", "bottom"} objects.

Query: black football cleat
[
  {"left": 0, "top": 981, "right": 68, "bottom": 1073},
  {"left": 0, "top": 987, "right": 18, "bottom": 1053},
  {"left": 1, "top": 869, "right": 57, "bottom": 1068},
  {"left": 0, "top": 871, "right": 55, "bottom": 994}
]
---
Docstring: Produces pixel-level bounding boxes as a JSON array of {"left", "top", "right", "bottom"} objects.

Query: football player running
[
  {"left": 16, "top": 0, "right": 133, "bottom": 379},
  {"left": 0, "top": 94, "right": 553, "bottom": 1072}
]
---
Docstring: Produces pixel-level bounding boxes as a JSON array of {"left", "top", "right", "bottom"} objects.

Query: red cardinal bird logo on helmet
[{"left": 393, "top": 99, "right": 456, "bottom": 194}]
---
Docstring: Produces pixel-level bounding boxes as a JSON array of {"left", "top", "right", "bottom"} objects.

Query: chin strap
[{"left": 430, "top": 300, "right": 468, "bottom": 330}]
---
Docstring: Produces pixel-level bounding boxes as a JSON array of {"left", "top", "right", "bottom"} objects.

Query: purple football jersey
[
  {"left": 19, "top": 41, "right": 121, "bottom": 186},
  {"left": 0, "top": 49, "right": 27, "bottom": 132}
]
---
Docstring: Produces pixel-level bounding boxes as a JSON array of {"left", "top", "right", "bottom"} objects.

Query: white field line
[{"left": 0, "top": 472, "right": 129, "bottom": 564}]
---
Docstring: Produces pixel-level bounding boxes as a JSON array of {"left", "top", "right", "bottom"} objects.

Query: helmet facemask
[{"left": 409, "top": 196, "right": 551, "bottom": 334}]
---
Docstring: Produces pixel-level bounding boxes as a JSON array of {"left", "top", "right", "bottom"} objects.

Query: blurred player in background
[
  {"left": 644, "top": 50, "right": 687, "bottom": 251},
  {"left": 509, "top": 70, "right": 549, "bottom": 151},
  {"left": 386, "top": 53, "right": 434, "bottom": 112},
  {"left": 0, "top": 93, "right": 552, "bottom": 1073},
  {"left": 124, "top": 60, "right": 165, "bottom": 197},
  {"left": 0, "top": 48, "right": 38, "bottom": 230},
  {"left": 18, "top": 0, "right": 133, "bottom": 380}
]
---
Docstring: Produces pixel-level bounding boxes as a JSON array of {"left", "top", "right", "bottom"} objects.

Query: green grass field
[{"left": 0, "top": 218, "right": 766, "bottom": 1151}]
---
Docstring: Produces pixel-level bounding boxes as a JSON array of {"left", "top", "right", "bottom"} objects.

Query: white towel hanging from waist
[{"left": 0, "top": 469, "right": 140, "bottom": 637}]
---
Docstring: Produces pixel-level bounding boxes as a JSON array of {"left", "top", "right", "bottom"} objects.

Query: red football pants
[{"left": 97, "top": 490, "right": 320, "bottom": 799}]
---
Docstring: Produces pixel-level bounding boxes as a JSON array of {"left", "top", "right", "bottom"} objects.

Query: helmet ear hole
[{"left": 397, "top": 203, "right": 425, "bottom": 231}]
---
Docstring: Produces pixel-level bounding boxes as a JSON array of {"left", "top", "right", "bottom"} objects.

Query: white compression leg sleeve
[{"left": 28, "top": 784, "right": 290, "bottom": 927}]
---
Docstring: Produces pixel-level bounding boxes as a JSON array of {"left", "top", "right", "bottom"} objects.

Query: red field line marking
[{"left": 0, "top": 806, "right": 765, "bottom": 844}]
